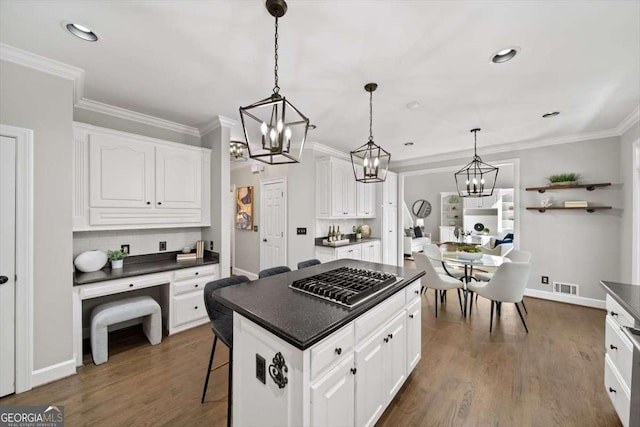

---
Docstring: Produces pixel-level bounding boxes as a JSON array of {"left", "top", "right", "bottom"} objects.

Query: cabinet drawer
[
  {"left": 173, "top": 291, "right": 207, "bottom": 327},
  {"left": 173, "top": 265, "right": 218, "bottom": 282},
  {"left": 604, "top": 354, "right": 631, "bottom": 427},
  {"left": 80, "top": 272, "right": 171, "bottom": 299},
  {"left": 605, "top": 316, "right": 634, "bottom": 388},
  {"left": 173, "top": 276, "right": 210, "bottom": 296},
  {"left": 405, "top": 280, "right": 421, "bottom": 305},
  {"left": 606, "top": 295, "right": 635, "bottom": 329},
  {"left": 311, "top": 324, "right": 354, "bottom": 381},
  {"left": 355, "top": 291, "right": 405, "bottom": 344}
]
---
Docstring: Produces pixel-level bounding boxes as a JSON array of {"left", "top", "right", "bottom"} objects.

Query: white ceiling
[{"left": 1, "top": 0, "right": 639, "bottom": 162}]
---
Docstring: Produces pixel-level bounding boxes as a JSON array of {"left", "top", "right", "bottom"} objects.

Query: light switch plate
[
  {"left": 159, "top": 241, "right": 167, "bottom": 251},
  {"left": 296, "top": 228, "right": 307, "bottom": 235}
]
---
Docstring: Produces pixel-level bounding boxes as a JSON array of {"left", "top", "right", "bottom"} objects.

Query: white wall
[
  {"left": 619, "top": 122, "right": 640, "bottom": 283},
  {"left": 0, "top": 60, "right": 74, "bottom": 371},
  {"left": 230, "top": 149, "right": 317, "bottom": 275},
  {"left": 396, "top": 136, "right": 623, "bottom": 301}
]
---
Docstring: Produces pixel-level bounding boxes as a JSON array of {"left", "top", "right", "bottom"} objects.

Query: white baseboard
[
  {"left": 233, "top": 267, "right": 258, "bottom": 281},
  {"left": 32, "top": 358, "right": 76, "bottom": 388},
  {"left": 524, "top": 288, "right": 605, "bottom": 309}
]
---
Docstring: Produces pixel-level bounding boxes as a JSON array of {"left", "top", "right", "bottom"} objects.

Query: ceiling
[{"left": 1, "top": 0, "right": 639, "bottom": 162}]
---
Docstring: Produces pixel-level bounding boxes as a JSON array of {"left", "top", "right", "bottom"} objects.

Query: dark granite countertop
[
  {"left": 314, "top": 236, "right": 381, "bottom": 248},
  {"left": 74, "top": 251, "right": 219, "bottom": 286},
  {"left": 600, "top": 281, "right": 640, "bottom": 322},
  {"left": 212, "top": 259, "right": 424, "bottom": 350}
]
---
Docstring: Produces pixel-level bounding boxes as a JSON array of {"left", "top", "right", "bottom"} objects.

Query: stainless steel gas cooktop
[{"left": 290, "top": 266, "right": 402, "bottom": 308}]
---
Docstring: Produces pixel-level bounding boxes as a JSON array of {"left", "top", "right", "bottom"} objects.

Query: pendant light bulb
[
  {"left": 261, "top": 122, "right": 268, "bottom": 135},
  {"left": 284, "top": 127, "right": 292, "bottom": 140},
  {"left": 269, "top": 128, "right": 277, "bottom": 143},
  {"left": 277, "top": 120, "right": 284, "bottom": 133}
]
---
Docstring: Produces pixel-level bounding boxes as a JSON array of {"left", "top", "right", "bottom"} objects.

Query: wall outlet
[
  {"left": 253, "top": 225, "right": 258, "bottom": 232},
  {"left": 159, "top": 241, "right": 167, "bottom": 251},
  {"left": 541, "top": 276, "right": 549, "bottom": 285},
  {"left": 296, "top": 227, "right": 307, "bottom": 235},
  {"left": 209, "top": 241, "right": 214, "bottom": 251},
  {"left": 121, "top": 244, "right": 130, "bottom": 255}
]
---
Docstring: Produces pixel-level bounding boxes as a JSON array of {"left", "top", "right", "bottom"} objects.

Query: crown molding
[
  {"left": 307, "top": 141, "right": 350, "bottom": 160},
  {"left": 0, "top": 43, "right": 85, "bottom": 103},
  {"left": 199, "top": 115, "right": 239, "bottom": 136},
  {"left": 391, "top": 127, "right": 621, "bottom": 169},
  {"left": 75, "top": 98, "right": 201, "bottom": 137},
  {"left": 616, "top": 105, "right": 640, "bottom": 135}
]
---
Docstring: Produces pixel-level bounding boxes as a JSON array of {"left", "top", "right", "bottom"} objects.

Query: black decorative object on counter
[{"left": 269, "top": 352, "right": 288, "bottom": 389}]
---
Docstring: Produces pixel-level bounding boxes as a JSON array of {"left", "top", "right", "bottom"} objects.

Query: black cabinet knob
[
  {"left": 409, "top": 314, "right": 414, "bottom": 319},
  {"left": 334, "top": 347, "right": 342, "bottom": 355},
  {"left": 383, "top": 337, "right": 389, "bottom": 343},
  {"left": 157, "top": 202, "right": 162, "bottom": 205},
  {"left": 129, "top": 284, "right": 134, "bottom": 288},
  {"left": 414, "top": 290, "right": 419, "bottom": 295},
  {"left": 610, "top": 344, "right": 618, "bottom": 350},
  {"left": 610, "top": 311, "right": 618, "bottom": 317},
  {"left": 263, "top": 239, "right": 267, "bottom": 242},
  {"left": 350, "top": 368, "right": 357, "bottom": 375},
  {"left": 195, "top": 284, "right": 199, "bottom": 288},
  {"left": 195, "top": 272, "right": 199, "bottom": 275},
  {"left": 0, "top": 276, "right": 8, "bottom": 285},
  {"left": 194, "top": 306, "right": 198, "bottom": 310},
  {"left": 388, "top": 333, "right": 393, "bottom": 339},
  {"left": 146, "top": 201, "right": 150, "bottom": 205},
  {"left": 609, "top": 387, "right": 616, "bottom": 393}
]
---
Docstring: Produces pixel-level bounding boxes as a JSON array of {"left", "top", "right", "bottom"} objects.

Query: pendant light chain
[
  {"left": 368, "top": 90, "right": 373, "bottom": 142},
  {"left": 273, "top": 17, "right": 280, "bottom": 94}
]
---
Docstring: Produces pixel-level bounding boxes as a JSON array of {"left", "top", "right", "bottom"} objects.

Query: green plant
[
  {"left": 483, "top": 227, "right": 490, "bottom": 233},
  {"left": 107, "top": 250, "right": 127, "bottom": 261},
  {"left": 548, "top": 173, "right": 579, "bottom": 184},
  {"left": 355, "top": 226, "right": 363, "bottom": 234},
  {"left": 458, "top": 245, "right": 482, "bottom": 253}
]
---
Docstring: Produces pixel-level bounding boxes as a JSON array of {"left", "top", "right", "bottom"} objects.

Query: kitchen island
[{"left": 212, "top": 259, "right": 425, "bottom": 427}]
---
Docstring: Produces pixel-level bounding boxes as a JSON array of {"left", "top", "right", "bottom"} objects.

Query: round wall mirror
[{"left": 412, "top": 199, "right": 432, "bottom": 218}]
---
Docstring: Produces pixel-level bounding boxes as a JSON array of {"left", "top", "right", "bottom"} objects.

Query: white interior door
[
  {"left": 260, "top": 179, "right": 286, "bottom": 271},
  {"left": 0, "top": 135, "right": 16, "bottom": 397}
]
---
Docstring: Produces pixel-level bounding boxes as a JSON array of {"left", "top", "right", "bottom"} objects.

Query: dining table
[{"left": 440, "top": 252, "right": 511, "bottom": 316}]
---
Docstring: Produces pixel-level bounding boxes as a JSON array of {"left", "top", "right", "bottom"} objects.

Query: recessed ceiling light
[
  {"left": 542, "top": 111, "right": 560, "bottom": 118},
  {"left": 406, "top": 101, "right": 421, "bottom": 109},
  {"left": 404, "top": 142, "right": 414, "bottom": 146},
  {"left": 491, "top": 46, "right": 520, "bottom": 63},
  {"left": 65, "top": 22, "right": 99, "bottom": 42}
]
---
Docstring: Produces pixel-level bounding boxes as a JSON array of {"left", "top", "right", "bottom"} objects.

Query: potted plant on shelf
[
  {"left": 355, "top": 226, "right": 363, "bottom": 240},
  {"left": 107, "top": 250, "right": 127, "bottom": 269},
  {"left": 548, "top": 173, "right": 579, "bottom": 186},
  {"left": 482, "top": 227, "right": 490, "bottom": 235}
]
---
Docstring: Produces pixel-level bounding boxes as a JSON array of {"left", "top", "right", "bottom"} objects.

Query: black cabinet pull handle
[
  {"left": 350, "top": 368, "right": 357, "bottom": 375},
  {"left": 334, "top": 347, "right": 342, "bottom": 355},
  {"left": 414, "top": 290, "right": 419, "bottom": 295},
  {"left": 409, "top": 314, "right": 414, "bottom": 319},
  {"left": 383, "top": 337, "right": 389, "bottom": 343},
  {"left": 129, "top": 284, "right": 134, "bottom": 288},
  {"left": 0, "top": 276, "right": 8, "bottom": 285},
  {"left": 388, "top": 333, "right": 393, "bottom": 339},
  {"left": 610, "top": 311, "right": 618, "bottom": 317},
  {"left": 610, "top": 344, "right": 618, "bottom": 350},
  {"left": 157, "top": 202, "right": 162, "bottom": 205},
  {"left": 609, "top": 387, "right": 616, "bottom": 393}
]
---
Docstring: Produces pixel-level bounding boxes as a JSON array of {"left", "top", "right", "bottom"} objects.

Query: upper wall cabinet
[
  {"left": 74, "top": 123, "right": 211, "bottom": 231},
  {"left": 316, "top": 157, "right": 376, "bottom": 219},
  {"left": 382, "top": 171, "right": 398, "bottom": 206}
]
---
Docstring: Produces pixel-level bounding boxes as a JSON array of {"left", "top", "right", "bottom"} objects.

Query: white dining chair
[
  {"left": 474, "top": 250, "right": 532, "bottom": 313},
  {"left": 423, "top": 244, "right": 465, "bottom": 279},
  {"left": 480, "top": 243, "right": 513, "bottom": 257},
  {"left": 467, "top": 262, "right": 531, "bottom": 333},
  {"left": 413, "top": 252, "right": 465, "bottom": 318}
]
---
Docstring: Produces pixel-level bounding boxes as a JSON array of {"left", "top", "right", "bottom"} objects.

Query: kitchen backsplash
[{"left": 73, "top": 228, "right": 203, "bottom": 258}]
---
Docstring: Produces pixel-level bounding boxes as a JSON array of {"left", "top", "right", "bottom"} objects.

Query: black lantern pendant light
[
  {"left": 239, "top": 0, "right": 310, "bottom": 165},
  {"left": 350, "top": 83, "right": 391, "bottom": 183},
  {"left": 454, "top": 128, "right": 499, "bottom": 197},
  {"left": 230, "top": 140, "right": 248, "bottom": 162}
]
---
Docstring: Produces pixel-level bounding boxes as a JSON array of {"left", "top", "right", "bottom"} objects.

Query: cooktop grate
[{"left": 290, "top": 266, "right": 402, "bottom": 308}]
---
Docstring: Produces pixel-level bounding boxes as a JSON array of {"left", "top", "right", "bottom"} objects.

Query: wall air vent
[{"left": 553, "top": 281, "right": 579, "bottom": 296}]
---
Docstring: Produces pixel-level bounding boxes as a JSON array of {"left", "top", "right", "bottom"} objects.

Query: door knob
[
  {"left": 263, "top": 239, "right": 267, "bottom": 242},
  {"left": 0, "top": 276, "right": 8, "bottom": 285}
]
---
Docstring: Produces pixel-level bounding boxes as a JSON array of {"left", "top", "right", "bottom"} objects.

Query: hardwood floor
[{"left": 1, "top": 278, "right": 620, "bottom": 426}]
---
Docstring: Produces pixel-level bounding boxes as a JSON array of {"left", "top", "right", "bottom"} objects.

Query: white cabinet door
[
  {"left": 361, "top": 241, "right": 381, "bottom": 263},
  {"left": 382, "top": 171, "right": 398, "bottom": 206},
  {"left": 355, "top": 331, "right": 386, "bottom": 427},
  {"left": 336, "top": 245, "right": 362, "bottom": 260},
  {"left": 357, "top": 182, "right": 376, "bottom": 217},
  {"left": 439, "top": 226, "right": 456, "bottom": 243},
  {"left": 155, "top": 146, "right": 202, "bottom": 209},
  {"left": 316, "top": 158, "right": 331, "bottom": 217},
  {"left": 89, "top": 133, "right": 155, "bottom": 208},
  {"left": 344, "top": 169, "right": 357, "bottom": 217},
  {"left": 406, "top": 298, "right": 421, "bottom": 373},
  {"left": 382, "top": 206, "right": 398, "bottom": 265},
  {"left": 311, "top": 354, "right": 355, "bottom": 427},
  {"left": 331, "top": 161, "right": 347, "bottom": 217},
  {"left": 384, "top": 311, "right": 407, "bottom": 401}
]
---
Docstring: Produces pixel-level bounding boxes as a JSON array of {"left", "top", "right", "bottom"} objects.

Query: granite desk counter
[{"left": 212, "top": 259, "right": 425, "bottom": 427}]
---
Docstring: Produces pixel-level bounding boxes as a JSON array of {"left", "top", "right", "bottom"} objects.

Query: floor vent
[{"left": 553, "top": 281, "right": 579, "bottom": 296}]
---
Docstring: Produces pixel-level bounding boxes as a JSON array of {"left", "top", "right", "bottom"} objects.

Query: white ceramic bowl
[
  {"left": 74, "top": 250, "right": 108, "bottom": 273},
  {"left": 457, "top": 251, "right": 483, "bottom": 261}
]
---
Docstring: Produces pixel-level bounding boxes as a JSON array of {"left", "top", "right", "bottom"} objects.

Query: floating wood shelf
[
  {"left": 525, "top": 183, "right": 611, "bottom": 193},
  {"left": 526, "top": 206, "right": 612, "bottom": 213}
]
